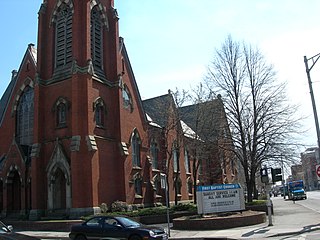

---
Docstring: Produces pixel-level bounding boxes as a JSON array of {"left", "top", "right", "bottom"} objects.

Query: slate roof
[
  {"left": 0, "top": 72, "right": 18, "bottom": 126},
  {"left": 178, "top": 99, "right": 226, "bottom": 142},
  {"left": 143, "top": 93, "right": 227, "bottom": 142},
  {"left": 142, "top": 93, "right": 173, "bottom": 128}
]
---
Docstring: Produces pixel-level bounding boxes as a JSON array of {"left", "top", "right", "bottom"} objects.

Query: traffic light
[
  {"left": 260, "top": 168, "right": 269, "bottom": 183},
  {"left": 271, "top": 168, "right": 282, "bottom": 183}
]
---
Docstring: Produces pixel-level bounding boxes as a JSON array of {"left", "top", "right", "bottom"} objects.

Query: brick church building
[{"left": 0, "top": 0, "right": 237, "bottom": 220}]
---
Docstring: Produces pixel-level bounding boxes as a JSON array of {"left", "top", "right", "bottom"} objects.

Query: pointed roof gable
[
  {"left": 120, "top": 37, "right": 148, "bottom": 124},
  {"left": 142, "top": 93, "right": 173, "bottom": 128},
  {"left": 179, "top": 98, "right": 226, "bottom": 142},
  {"left": 0, "top": 44, "right": 37, "bottom": 126}
]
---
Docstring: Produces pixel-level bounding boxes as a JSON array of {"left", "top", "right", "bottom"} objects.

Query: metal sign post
[
  {"left": 160, "top": 173, "right": 170, "bottom": 237},
  {"left": 266, "top": 183, "right": 273, "bottom": 226}
]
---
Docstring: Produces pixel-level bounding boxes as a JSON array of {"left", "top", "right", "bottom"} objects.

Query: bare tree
[
  {"left": 143, "top": 89, "right": 188, "bottom": 205},
  {"left": 180, "top": 83, "right": 236, "bottom": 203},
  {"left": 204, "top": 35, "right": 302, "bottom": 202}
]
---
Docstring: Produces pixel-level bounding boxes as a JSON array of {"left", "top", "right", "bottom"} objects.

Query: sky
[{"left": 1, "top": 1, "right": 320, "bottom": 151}]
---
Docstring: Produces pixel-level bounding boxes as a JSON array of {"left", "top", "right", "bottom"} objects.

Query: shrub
[
  {"left": 100, "top": 203, "right": 108, "bottom": 213},
  {"left": 111, "top": 201, "right": 128, "bottom": 212},
  {"left": 171, "top": 203, "right": 197, "bottom": 212}
]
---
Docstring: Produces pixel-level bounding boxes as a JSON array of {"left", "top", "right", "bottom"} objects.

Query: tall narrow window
[
  {"left": 175, "top": 178, "right": 182, "bottom": 195},
  {"left": 93, "top": 98, "right": 105, "bottom": 127},
  {"left": 187, "top": 177, "right": 193, "bottom": 195},
  {"left": 134, "top": 177, "right": 142, "bottom": 196},
  {"left": 55, "top": 3, "right": 72, "bottom": 68},
  {"left": 17, "top": 86, "right": 34, "bottom": 146},
  {"left": 150, "top": 140, "right": 159, "bottom": 170},
  {"left": 173, "top": 148, "right": 179, "bottom": 173},
  {"left": 57, "top": 102, "right": 67, "bottom": 126},
  {"left": 95, "top": 105, "right": 104, "bottom": 126},
  {"left": 54, "top": 97, "right": 69, "bottom": 128},
  {"left": 132, "top": 131, "right": 141, "bottom": 167},
  {"left": 184, "top": 149, "right": 191, "bottom": 173},
  {"left": 91, "top": 6, "right": 103, "bottom": 69}
]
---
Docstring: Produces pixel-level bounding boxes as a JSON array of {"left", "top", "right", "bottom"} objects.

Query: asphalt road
[{"left": 14, "top": 190, "right": 320, "bottom": 239}]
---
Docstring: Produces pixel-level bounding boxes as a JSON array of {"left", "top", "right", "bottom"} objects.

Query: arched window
[
  {"left": 91, "top": 6, "right": 103, "bottom": 69},
  {"left": 150, "top": 140, "right": 159, "bottom": 170},
  {"left": 95, "top": 104, "right": 104, "bottom": 127},
  {"left": 54, "top": 97, "right": 69, "bottom": 128},
  {"left": 16, "top": 86, "right": 34, "bottom": 146},
  {"left": 93, "top": 98, "right": 105, "bottom": 127},
  {"left": 57, "top": 102, "right": 67, "bottom": 126},
  {"left": 132, "top": 131, "right": 141, "bottom": 167},
  {"left": 55, "top": 3, "right": 73, "bottom": 68}
]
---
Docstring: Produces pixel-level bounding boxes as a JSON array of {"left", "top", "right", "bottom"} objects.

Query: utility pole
[{"left": 304, "top": 54, "right": 320, "bottom": 161}]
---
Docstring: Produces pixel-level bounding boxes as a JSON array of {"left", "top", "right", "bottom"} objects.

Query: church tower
[{"left": 30, "top": 0, "right": 125, "bottom": 219}]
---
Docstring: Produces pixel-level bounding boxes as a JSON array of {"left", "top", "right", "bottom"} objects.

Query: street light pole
[{"left": 304, "top": 54, "right": 320, "bottom": 161}]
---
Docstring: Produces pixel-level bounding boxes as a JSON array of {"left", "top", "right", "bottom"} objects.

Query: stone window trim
[
  {"left": 51, "top": 0, "right": 74, "bottom": 24},
  {"left": 89, "top": 0, "right": 109, "bottom": 29},
  {"left": 11, "top": 78, "right": 34, "bottom": 116}
]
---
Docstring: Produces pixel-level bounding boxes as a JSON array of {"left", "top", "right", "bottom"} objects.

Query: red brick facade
[{"left": 0, "top": 0, "right": 237, "bottom": 220}]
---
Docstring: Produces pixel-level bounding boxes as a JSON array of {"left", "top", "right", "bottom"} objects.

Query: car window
[
  {"left": 104, "top": 218, "right": 118, "bottom": 226},
  {"left": 117, "top": 217, "right": 140, "bottom": 227},
  {"left": 86, "top": 217, "right": 102, "bottom": 227}
]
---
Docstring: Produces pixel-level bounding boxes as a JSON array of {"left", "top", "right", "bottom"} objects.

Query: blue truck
[{"left": 288, "top": 180, "right": 307, "bottom": 200}]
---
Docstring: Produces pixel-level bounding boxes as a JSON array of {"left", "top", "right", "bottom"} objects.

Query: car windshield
[{"left": 117, "top": 217, "right": 141, "bottom": 227}]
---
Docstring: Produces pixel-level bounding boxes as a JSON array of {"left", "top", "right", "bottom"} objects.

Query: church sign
[{"left": 196, "top": 184, "right": 245, "bottom": 214}]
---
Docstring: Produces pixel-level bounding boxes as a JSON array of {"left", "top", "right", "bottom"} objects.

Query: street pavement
[{"left": 15, "top": 194, "right": 320, "bottom": 240}]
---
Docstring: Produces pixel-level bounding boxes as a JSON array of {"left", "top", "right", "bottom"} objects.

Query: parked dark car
[
  {"left": 69, "top": 216, "right": 168, "bottom": 240},
  {"left": 0, "top": 221, "right": 38, "bottom": 239},
  {"left": 0, "top": 221, "right": 13, "bottom": 233}
]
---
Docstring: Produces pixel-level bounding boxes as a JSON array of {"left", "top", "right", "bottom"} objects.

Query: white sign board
[{"left": 196, "top": 184, "right": 245, "bottom": 214}]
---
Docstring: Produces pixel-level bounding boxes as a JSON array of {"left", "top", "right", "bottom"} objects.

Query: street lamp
[{"left": 304, "top": 53, "right": 320, "bottom": 161}]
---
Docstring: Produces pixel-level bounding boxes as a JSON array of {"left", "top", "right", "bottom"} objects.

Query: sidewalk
[
  {"left": 168, "top": 196, "right": 320, "bottom": 239},
  {"left": 16, "top": 197, "right": 320, "bottom": 239}
]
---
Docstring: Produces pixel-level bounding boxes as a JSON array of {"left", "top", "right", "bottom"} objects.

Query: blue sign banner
[{"left": 197, "top": 184, "right": 241, "bottom": 192}]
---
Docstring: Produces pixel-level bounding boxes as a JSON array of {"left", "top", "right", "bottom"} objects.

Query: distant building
[
  {"left": 291, "top": 164, "right": 304, "bottom": 181},
  {"left": 300, "top": 147, "right": 320, "bottom": 191}
]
